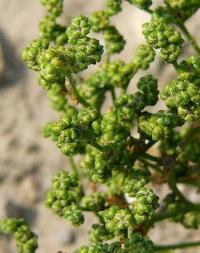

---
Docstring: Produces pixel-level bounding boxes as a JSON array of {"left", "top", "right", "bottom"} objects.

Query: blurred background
[{"left": 0, "top": 1, "right": 200, "bottom": 252}]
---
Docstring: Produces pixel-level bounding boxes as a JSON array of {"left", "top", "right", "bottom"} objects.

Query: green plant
[{"left": 1, "top": 0, "right": 200, "bottom": 252}]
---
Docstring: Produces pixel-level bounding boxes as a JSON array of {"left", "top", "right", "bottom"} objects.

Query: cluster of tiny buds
[{"left": 2, "top": 0, "right": 200, "bottom": 252}]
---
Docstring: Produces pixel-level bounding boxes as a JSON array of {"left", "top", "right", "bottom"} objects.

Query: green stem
[
  {"left": 178, "top": 24, "right": 200, "bottom": 55},
  {"left": 178, "top": 177, "right": 200, "bottom": 188},
  {"left": 153, "top": 206, "right": 194, "bottom": 223},
  {"left": 69, "top": 155, "right": 78, "bottom": 174},
  {"left": 69, "top": 76, "right": 90, "bottom": 107},
  {"left": 90, "top": 142, "right": 104, "bottom": 152},
  {"left": 168, "top": 171, "right": 192, "bottom": 205},
  {"left": 172, "top": 61, "right": 181, "bottom": 73},
  {"left": 154, "top": 241, "right": 200, "bottom": 251},
  {"left": 110, "top": 88, "right": 116, "bottom": 102},
  {"left": 141, "top": 153, "right": 160, "bottom": 162},
  {"left": 145, "top": 8, "right": 153, "bottom": 14},
  {"left": 145, "top": 140, "right": 156, "bottom": 150},
  {"left": 139, "top": 158, "right": 163, "bottom": 173}
]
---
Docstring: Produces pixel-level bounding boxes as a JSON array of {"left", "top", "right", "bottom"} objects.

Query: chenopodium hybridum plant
[{"left": 1, "top": 0, "right": 200, "bottom": 252}]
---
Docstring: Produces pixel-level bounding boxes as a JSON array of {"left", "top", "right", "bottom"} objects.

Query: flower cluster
[
  {"left": 22, "top": 14, "right": 103, "bottom": 112},
  {"left": 164, "top": 194, "right": 200, "bottom": 229},
  {"left": 43, "top": 107, "right": 100, "bottom": 155},
  {"left": 131, "top": 187, "right": 159, "bottom": 225},
  {"left": 0, "top": 218, "right": 38, "bottom": 253},
  {"left": 164, "top": 0, "right": 200, "bottom": 22},
  {"left": 75, "top": 233, "right": 154, "bottom": 253},
  {"left": 79, "top": 45, "right": 155, "bottom": 109},
  {"left": 127, "top": 0, "right": 152, "bottom": 10},
  {"left": 89, "top": 0, "right": 124, "bottom": 55},
  {"left": 143, "top": 19, "right": 184, "bottom": 63},
  {"left": 139, "top": 110, "right": 182, "bottom": 141},
  {"left": 45, "top": 170, "right": 84, "bottom": 226},
  {"left": 4, "top": 0, "right": 200, "bottom": 253},
  {"left": 161, "top": 56, "right": 200, "bottom": 121}
]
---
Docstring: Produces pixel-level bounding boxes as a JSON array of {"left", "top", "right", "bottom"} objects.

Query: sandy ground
[{"left": 0, "top": 1, "right": 200, "bottom": 252}]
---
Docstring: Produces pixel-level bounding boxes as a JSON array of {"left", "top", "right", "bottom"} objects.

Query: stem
[
  {"left": 145, "top": 140, "right": 156, "bottom": 150},
  {"left": 154, "top": 241, "right": 200, "bottom": 251},
  {"left": 172, "top": 61, "right": 181, "bottom": 73},
  {"left": 178, "top": 24, "right": 200, "bottom": 55},
  {"left": 69, "top": 76, "right": 90, "bottom": 107},
  {"left": 152, "top": 199, "right": 200, "bottom": 224},
  {"left": 110, "top": 88, "right": 116, "bottom": 102},
  {"left": 145, "top": 8, "right": 153, "bottom": 14},
  {"left": 153, "top": 206, "right": 192, "bottom": 223},
  {"left": 139, "top": 158, "right": 163, "bottom": 173},
  {"left": 69, "top": 155, "right": 78, "bottom": 174},
  {"left": 141, "top": 153, "right": 160, "bottom": 162},
  {"left": 178, "top": 177, "right": 200, "bottom": 187},
  {"left": 168, "top": 171, "right": 192, "bottom": 205},
  {"left": 90, "top": 142, "right": 104, "bottom": 152}
]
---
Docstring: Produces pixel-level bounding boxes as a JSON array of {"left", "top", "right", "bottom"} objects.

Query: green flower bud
[
  {"left": 164, "top": 0, "right": 200, "bottom": 21},
  {"left": 0, "top": 218, "right": 38, "bottom": 253},
  {"left": 139, "top": 111, "right": 183, "bottom": 141},
  {"left": 182, "top": 211, "right": 200, "bottom": 229},
  {"left": 75, "top": 242, "right": 122, "bottom": 253},
  {"left": 123, "top": 169, "right": 150, "bottom": 197},
  {"left": 137, "top": 75, "right": 159, "bottom": 106},
  {"left": 161, "top": 78, "right": 200, "bottom": 121},
  {"left": 142, "top": 20, "right": 183, "bottom": 63},
  {"left": 105, "top": 0, "right": 122, "bottom": 16},
  {"left": 81, "top": 146, "right": 111, "bottom": 183},
  {"left": 81, "top": 193, "right": 105, "bottom": 211},
  {"left": 128, "top": 0, "right": 152, "bottom": 10},
  {"left": 101, "top": 61, "right": 134, "bottom": 88},
  {"left": 47, "top": 82, "right": 68, "bottom": 112},
  {"left": 37, "top": 47, "right": 67, "bottom": 82},
  {"left": 152, "top": 7, "right": 173, "bottom": 23},
  {"left": 99, "top": 206, "right": 134, "bottom": 235},
  {"left": 63, "top": 203, "right": 84, "bottom": 226},
  {"left": 90, "top": 11, "right": 110, "bottom": 32},
  {"left": 114, "top": 93, "right": 145, "bottom": 123},
  {"left": 78, "top": 107, "right": 100, "bottom": 126},
  {"left": 131, "top": 187, "right": 159, "bottom": 224},
  {"left": 66, "top": 16, "right": 91, "bottom": 44},
  {"left": 177, "top": 127, "right": 200, "bottom": 164},
  {"left": 45, "top": 171, "right": 83, "bottom": 225},
  {"left": 39, "top": 15, "right": 67, "bottom": 45},
  {"left": 132, "top": 44, "right": 155, "bottom": 70},
  {"left": 124, "top": 233, "right": 154, "bottom": 253},
  {"left": 89, "top": 224, "right": 114, "bottom": 242},
  {"left": 41, "top": 0, "right": 64, "bottom": 18},
  {"left": 22, "top": 39, "right": 49, "bottom": 71},
  {"left": 103, "top": 26, "right": 125, "bottom": 54},
  {"left": 73, "top": 37, "right": 103, "bottom": 72}
]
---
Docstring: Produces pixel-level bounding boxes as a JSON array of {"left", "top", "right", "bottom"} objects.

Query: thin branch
[
  {"left": 110, "top": 88, "right": 116, "bottom": 102},
  {"left": 168, "top": 171, "right": 193, "bottom": 206},
  {"left": 154, "top": 241, "right": 200, "bottom": 251},
  {"left": 69, "top": 76, "right": 90, "bottom": 107},
  {"left": 141, "top": 153, "right": 160, "bottom": 162},
  {"left": 139, "top": 158, "right": 163, "bottom": 173},
  {"left": 153, "top": 206, "right": 194, "bottom": 223},
  {"left": 69, "top": 155, "right": 78, "bottom": 175},
  {"left": 178, "top": 24, "right": 200, "bottom": 55}
]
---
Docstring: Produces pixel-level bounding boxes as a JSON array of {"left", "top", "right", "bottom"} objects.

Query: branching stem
[
  {"left": 154, "top": 241, "right": 200, "bottom": 251},
  {"left": 69, "top": 76, "right": 90, "bottom": 107},
  {"left": 69, "top": 155, "right": 78, "bottom": 175},
  {"left": 178, "top": 24, "right": 200, "bottom": 55},
  {"left": 139, "top": 158, "right": 163, "bottom": 173},
  {"left": 141, "top": 153, "right": 160, "bottom": 162}
]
